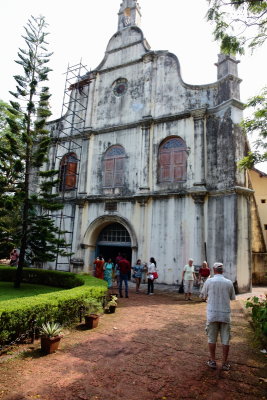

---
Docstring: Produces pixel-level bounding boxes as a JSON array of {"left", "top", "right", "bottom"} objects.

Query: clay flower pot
[
  {"left": 39, "top": 322, "right": 63, "bottom": 355},
  {"left": 84, "top": 314, "right": 100, "bottom": 329},
  {"left": 41, "top": 336, "right": 62, "bottom": 354},
  {"left": 109, "top": 305, "right": 116, "bottom": 314}
]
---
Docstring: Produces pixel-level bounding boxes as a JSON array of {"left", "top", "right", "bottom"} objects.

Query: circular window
[{"left": 113, "top": 78, "right": 128, "bottom": 97}]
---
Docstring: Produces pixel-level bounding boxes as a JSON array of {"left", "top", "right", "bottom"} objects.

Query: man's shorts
[
  {"left": 184, "top": 280, "right": 194, "bottom": 293},
  {"left": 205, "top": 322, "right": 231, "bottom": 345}
]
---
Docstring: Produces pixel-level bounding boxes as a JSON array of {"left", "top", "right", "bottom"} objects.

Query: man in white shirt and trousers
[{"left": 201, "top": 262, "right": 236, "bottom": 371}]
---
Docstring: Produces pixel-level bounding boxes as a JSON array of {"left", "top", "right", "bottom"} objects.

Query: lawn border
[{"left": 0, "top": 266, "right": 107, "bottom": 344}]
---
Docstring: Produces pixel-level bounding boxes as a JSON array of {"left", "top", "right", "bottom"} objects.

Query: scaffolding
[{"left": 53, "top": 62, "right": 90, "bottom": 271}]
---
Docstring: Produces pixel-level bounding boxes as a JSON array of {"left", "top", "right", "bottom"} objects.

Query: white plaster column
[
  {"left": 139, "top": 119, "right": 152, "bottom": 191},
  {"left": 72, "top": 201, "right": 86, "bottom": 253},
  {"left": 78, "top": 137, "right": 90, "bottom": 195},
  {"left": 191, "top": 108, "right": 206, "bottom": 185},
  {"left": 191, "top": 193, "right": 206, "bottom": 266}
]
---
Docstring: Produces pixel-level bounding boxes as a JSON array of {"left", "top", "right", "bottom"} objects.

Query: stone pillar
[
  {"left": 215, "top": 54, "right": 241, "bottom": 103},
  {"left": 191, "top": 108, "right": 206, "bottom": 186},
  {"left": 118, "top": 0, "right": 142, "bottom": 31},
  {"left": 191, "top": 193, "right": 206, "bottom": 266},
  {"left": 78, "top": 137, "right": 90, "bottom": 195},
  {"left": 139, "top": 118, "right": 152, "bottom": 192},
  {"left": 72, "top": 201, "right": 86, "bottom": 256}
]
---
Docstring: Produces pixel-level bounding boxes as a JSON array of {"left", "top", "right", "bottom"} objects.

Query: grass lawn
[{"left": 0, "top": 281, "right": 63, "bottom": 301}]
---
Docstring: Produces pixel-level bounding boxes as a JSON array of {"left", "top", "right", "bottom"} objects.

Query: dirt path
[{"left": 0, "top": 286, "right": 266, "bottom": 400}]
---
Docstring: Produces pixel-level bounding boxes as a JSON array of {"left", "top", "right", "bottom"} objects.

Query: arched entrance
[{"left": 96, "top": 223, "right": 132, "bottom": 264}]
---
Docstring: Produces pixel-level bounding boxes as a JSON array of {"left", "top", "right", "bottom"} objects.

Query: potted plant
[
  {"left": 104, "top": 295, "right": 118, "bottom": 314},
  {"left": 83, "top": 298, "right": 103, "bottom": 329},
  {"left": 39, "top": 322, "right": 63, "bottom": 354}
]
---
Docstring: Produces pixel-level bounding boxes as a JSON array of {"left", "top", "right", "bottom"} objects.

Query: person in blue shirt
[
  {"left": 132, "top": 259, "right": 144, "bottom": 293},
  {"left": 104, "top": 258, "right": 114, "bottom": 289}
]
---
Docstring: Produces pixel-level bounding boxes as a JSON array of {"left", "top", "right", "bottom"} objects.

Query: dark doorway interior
[
  {"left": 97, "top": 245, "right": 132, "bottom": 265},
  {"left": 96, "top": 223, "right": 133, "bottom": 266}
]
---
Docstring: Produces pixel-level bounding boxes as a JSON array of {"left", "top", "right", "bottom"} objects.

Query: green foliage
[
  {"left": 0, "top": 101, "right": 24, "bottom": 258},
  {"left": 245, "top": 294, "right": 267, "bottom": 345},
  {"left": 105, "top": 295, "right": 118, "bottom": 310},
  {"left": 0, "top": 16, "right": 70, "bottom": 277},
  {"left": 0, "top": 266, "right": 84, "bottom": 288},
  {"left": 207, "top": 1, "right": 267, "bottom": 170},
  {"left": 207, "top": 0, "right": 267, "bottom": 55},
  {"left": 238, "top": 87, "right": 267, "bottom": 168},
  {"left": 39, "top": 321, "right": 62, "bottom": 338},
  {"left": 83, "top": 297, "right": 103, "bottom": 315},
  {"left": 0, "top": 268, "right": 107, "bottom": 344},
  {"left": 0, "top": 281, "right": 63, "bottom": 301}
]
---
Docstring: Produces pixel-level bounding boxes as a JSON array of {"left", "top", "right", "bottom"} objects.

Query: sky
[{"left": 0, "top": 0, "right": 266, "bottom": 168}]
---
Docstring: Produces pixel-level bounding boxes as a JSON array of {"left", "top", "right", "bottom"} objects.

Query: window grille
[{"left": 98, "top": 223, "right": 131, "bottom": 245}]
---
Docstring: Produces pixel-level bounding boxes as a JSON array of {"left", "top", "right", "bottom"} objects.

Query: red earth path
[{"left": 0, "top": 286, "right": 266, "bottom": 400}]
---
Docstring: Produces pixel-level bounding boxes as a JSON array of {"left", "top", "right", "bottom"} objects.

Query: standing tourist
[
  {"left": 113, "top": 262, "right": 120, "bottom": 288},
  {"left": 118, "top": 253, "right": 131, "bottom": 298},
  {"left": 9, "top": 248, "right": 19, "bottom": 266},
  {"left": 147, "top": 257, "right": 157, "bottom": 295},
  {"left": 198, "top": 261, "right": 210, "bottom": 292},
  {"left": 201, "top": 262, "right": 236, "bottom": 371},
  {"left": 182, "top": 258, "right": 196, "bottom": 301},
  {"left": 94, "top": 255, "right": 105, "bottom": 280},
  {"left": 104, "top": 258, "right": 114, "bottom": 289},
  {"left": 132, "top": 259, "right": 144, "bottom": 293}
]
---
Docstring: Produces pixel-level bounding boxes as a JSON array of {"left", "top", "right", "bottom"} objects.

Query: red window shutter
[
  {"left": 59, "top": 153, "right": 78, "bottom": 191},
  {"left": 159, "top": 139, "right": 187, "bottom": 183},
  {"left": 159, "top": 151, "right": 171, "bottom": 181},
  {"left": 104, "top": 159, "right": 114, "bottom": 187},
  {"left": 173, "top": 150, "right": 186, "bottom": 180},
  {"left": 103, "top": 146, "right": 126, "bottom": 188},
  {"left": 65, "top": 161, "right": 77, "bottom": 189},
  {"left": 114, "top": 158, "right": 124, "bottom": 186}
]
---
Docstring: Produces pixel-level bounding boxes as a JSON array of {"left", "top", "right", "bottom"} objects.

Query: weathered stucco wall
[{"left": 44, "top": 2, "right": 252, "bottom": 292}]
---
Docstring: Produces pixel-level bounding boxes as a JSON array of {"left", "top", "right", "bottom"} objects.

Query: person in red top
[
  {"left": 198, "top": 261, "right": 210, "bottom": 292},
  {"left": 93, "top": 255, "right": 105, "bottom": 280},
  {"left": 118, "top": 253, "right": 131, "bottom": 298}
]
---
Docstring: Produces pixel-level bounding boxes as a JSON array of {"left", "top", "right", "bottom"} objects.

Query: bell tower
[{"left": 118, "top": 0, "right": 142, "bottom": 31}]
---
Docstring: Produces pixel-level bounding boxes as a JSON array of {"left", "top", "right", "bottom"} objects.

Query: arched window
[
  {"left": 158, "top": 137, "right": 187, "bottom": 183},
  {"left": 103, "top": 145, "right": 126, "bottom": 188},
  {"left": 59, "top": 153, "right": 78, "bottom": 191},
  {"left": 98, "top": 223, "right": 131, "bottom": 246}
]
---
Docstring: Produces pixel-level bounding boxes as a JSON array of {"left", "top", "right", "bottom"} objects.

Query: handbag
[
  {"left": 178, "top": 280, "right": 184, "bottom": 294},
  {"left": 152, "top": 271, "right": 159, "bottom": 279}
]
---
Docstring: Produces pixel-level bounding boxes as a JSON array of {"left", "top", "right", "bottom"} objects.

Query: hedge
[
  {"left": 0, "top": 266, "right": 107, "bottom": 344},
  {"left": 0, "top": 266, "right": 84, "bottom": 288}
]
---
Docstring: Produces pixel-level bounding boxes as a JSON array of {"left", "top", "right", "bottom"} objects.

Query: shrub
[
  {"left": 0, "top": 267, "right": 107, "bottom": 344},
  {"left": 245, "top": 294, "right": 267, "bottom": 346},
  {"left": 39, "top": 322, "right": 63, "bottom": 338},
  {"left": 0, "top": 266, "right": 84, "bottom": 288}
]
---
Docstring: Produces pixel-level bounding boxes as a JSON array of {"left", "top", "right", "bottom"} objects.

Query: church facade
[{"left": 45, "top": 0, "right": 252, "bottom": 292}]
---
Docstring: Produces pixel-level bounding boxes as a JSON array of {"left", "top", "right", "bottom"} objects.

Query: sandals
[
  {"left": 206, "top": 360, "right": 230, "bottom": 371},
  {"left": 206, "top": 360, "right": 216, "bottom": 369},
  {"left": 222, "top": 363, "right": 231, "bottom": 371}
]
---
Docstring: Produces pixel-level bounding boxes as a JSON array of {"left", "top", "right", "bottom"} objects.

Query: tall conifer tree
[{"left": 3, "top": 16, "right": 69, "bottom": 287}]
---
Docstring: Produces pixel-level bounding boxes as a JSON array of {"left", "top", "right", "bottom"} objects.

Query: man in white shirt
[{"left": 201, "top": 262, "right": 236, "bottom": 371}]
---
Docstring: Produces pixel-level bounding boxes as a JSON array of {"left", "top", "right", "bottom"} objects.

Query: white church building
[{"left": 45, "top": 0, "right": 253, "bottom": 292}]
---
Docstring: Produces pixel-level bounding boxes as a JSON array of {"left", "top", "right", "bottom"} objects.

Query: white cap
[{"left": 213, "top": 262, "right": 223, "bottom": 269}]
